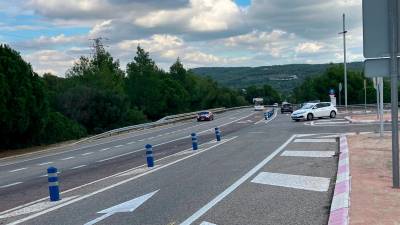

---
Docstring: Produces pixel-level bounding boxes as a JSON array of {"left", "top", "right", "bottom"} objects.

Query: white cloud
[
  {"left": 295, "top": 42, "right": 323, "bottom": 53},
  {"left": 135, "top": 0, "right": 242, "bottom": 32},
  {"left": 23, "top": 50, "right": 76, "bottom": 75}
]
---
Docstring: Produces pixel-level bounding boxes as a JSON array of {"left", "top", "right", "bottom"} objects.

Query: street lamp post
[{"left": 339, "top": 13, "right": 348, "bottom": 111}]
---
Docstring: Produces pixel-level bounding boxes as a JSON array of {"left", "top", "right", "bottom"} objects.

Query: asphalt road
[{"left": 0, "top": 108, "right": 389, "bottom": 225}]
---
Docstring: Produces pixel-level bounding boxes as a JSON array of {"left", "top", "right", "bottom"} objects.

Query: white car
[{"left": 291, "top": 102, "right": 337, "bottom": 121}]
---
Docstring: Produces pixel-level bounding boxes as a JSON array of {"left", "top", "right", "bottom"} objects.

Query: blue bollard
[
  {"left": 145, "top": 144, "right": 154, "bottom": 167},
  {"left": 191, "top": 133, "right": 198, "bottom": 150},
  {"left": 215, "top": 127, "right": 221, "bottom": 141},
  {"left": 47, "top": 167, "right": 60, "bottom": 201}
]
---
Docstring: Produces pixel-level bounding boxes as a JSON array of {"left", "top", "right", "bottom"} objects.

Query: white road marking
[
  {"left": 9, "top": 168, "right": 27, "bottom": 173},
  {"left": 294, "top": 138, "right": 336, "bottom": 143},
  {"left": 61, "top": 156, "right": 75, "bottom": 161},
  {"left": 200, "top": 222, "right": 217, "bottom": 225},
  {"left": 179, "top": 135, "right": 296, "bottom": 225},
  {"left": 0, "top": 196, "right": 78, "bottom": 219},
  {"left": 330, "top": 192, "right": 349, "bottom": 211},
  {"left": 0, "top": 182, "right": 23, "bottom": 189},
  {"left": 314, "top": 121, "right": 350, "bottom": 125},
  {"left": 6, "top": 137, "right": 238, "bottom": 225},
  {"left": 39, "top": 172, "right": 60, "bottom": 178},
  {"left": 71, "top": 165, "right": 87, "bottom": 170},
  {"left": 83, "top": 190, "right": 158, "bottom": 225},
  {"left": 37, "top": 162, "right": 52, "bottom": 166},
  {"left": 138, "top": 139, "right": 145, "bottom": 142},
  {"left": 81, "top": 152, "right": 93, "bottom": 156},
  {"left": 99, "top": 148, "right": 110, "bottom": 152},
  {"left": 0, "top": 109, "right": 250, "bottom": 167},
  {"left": 114, "top": 145, "right": 124, "bottom": 148},
  {"left": 127, "top": 141, "right": 136, "bottom": 145},
  {"left": 148, "top": 137, "right": 155, "bottom": 140},
  {"left": 251, "top": 172, "right": 330, "bottom": 192},
  {"left": 281, "top": 151, "right": 335, "bottom": 158}
]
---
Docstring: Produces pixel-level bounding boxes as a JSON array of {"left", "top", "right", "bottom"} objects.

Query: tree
[{"left": 0, "top": 45, "right": 49, "bottom": 148}]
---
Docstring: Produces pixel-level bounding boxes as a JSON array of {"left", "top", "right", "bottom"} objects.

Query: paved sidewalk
[{"left": 347, "top": 134, "right": 400, "bottom": 225}]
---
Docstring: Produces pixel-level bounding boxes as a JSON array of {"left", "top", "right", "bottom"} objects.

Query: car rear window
[{"left": 199, "top": 112, "right": 209, "bottom": 115}]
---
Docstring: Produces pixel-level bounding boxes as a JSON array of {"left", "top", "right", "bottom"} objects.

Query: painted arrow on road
[{"left": 84, "top": 190, "right": 159, "bottom": 225}]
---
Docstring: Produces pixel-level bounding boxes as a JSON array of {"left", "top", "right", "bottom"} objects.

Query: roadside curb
[
  {"left": 328, "top": 135, "right": 351, "bottom": 225},
  {"left": 344, "top": 116, "right": 390, "bottom": 124}
]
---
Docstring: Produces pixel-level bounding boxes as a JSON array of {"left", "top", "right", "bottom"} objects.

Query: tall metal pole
[
  {"left": 364, "top": 79, "right": 367, "bottom": 112},
  {"left": 389, "top": 0, "right": 399, "bottom": 188},
  {"left": 376, "top": 78, "right": 380, "bottom": 120},
  {"left": 342, "top": 13, "right": 348, "bottom": 111},
  {"left": 380, "top": 77, "right": 384, "bottom": 138}
]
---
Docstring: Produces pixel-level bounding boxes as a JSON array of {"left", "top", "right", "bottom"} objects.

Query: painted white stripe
[
  {"left": 9, "top": 168, "right": 27, "bottom": 173},
  {"left": 127, "top": 141, "right": 136, "bottom": 145},
  {"left": 81, "top": 152, "right": 93, "bottom": 156},
  {"left": 251, "top": 172, "right": 330, "bottom": 192},
  {"left": 336, "top": 172, "right": 350, "bottom": 183},
  {"left": 294, "top": 138, "right": 336, "bottom": 143},
  {"left": 6, "top": 137, "right": 238, "bottom": 225},
  {"left": 281, "top": 151, "right": 335, "bottom": 158},
  {"left": 71, "top": 165, "right": 86, "bottom": 170},
  {"left": 37, "top": 162, "right": 52, "bottom": 166},
  {"left": 61, "top": 156, "right": 74, "bottom": 161},
  {"left": 114, "top": 145, "right": 124, "bottom": 148},
  {"left": 99, "top": 148, "right": 110, "bottom": 152},
  {"left": 200, "top": 222, "right": 217, "bottom": 225},
  {"left": 179, "top": 135, "right": 296, "bottom": 225},
  {"left": 330, "top": 192, "right": 349, "bottom": 211},
  {"left": 314, "top": 121, "right": 350, "bottom": 125},
  {"left": 0, "top": 182, "right": 23, "bottom": 188},
  {"left": 0, "top": 196, "right": 78, "bottom": 219}
]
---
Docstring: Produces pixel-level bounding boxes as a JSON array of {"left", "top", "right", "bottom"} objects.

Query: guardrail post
[
  {"left": 47, "top": 167, "right": 60, "bottom": 201},
  {"left": 191, "top": 133, "right": 198, "bottom": 150},
  {"left": 145, "top": 144, "right": 154, "bottom": 167},
  {"left": 215, "top": 127, "right": 221, "bottom": 141}
]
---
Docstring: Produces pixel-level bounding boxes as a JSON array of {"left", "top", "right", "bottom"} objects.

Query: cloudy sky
[{"left": 0, "top": 0, "right": 362, "bottom": 76}]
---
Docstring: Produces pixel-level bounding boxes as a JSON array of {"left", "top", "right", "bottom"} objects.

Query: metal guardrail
[{"left": 84, "top": 105, "right": 252, "bottom": 142}]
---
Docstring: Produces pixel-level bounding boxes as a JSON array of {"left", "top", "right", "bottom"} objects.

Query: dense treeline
[
  {"left": 291, "top": 64, "right": 390, "bottom": 104},
  {"left": 243, "top": 84, "right": 282, "bottom": 105},
  {"left": 0, "top": 43, "right": 247, "bottom": 150}
]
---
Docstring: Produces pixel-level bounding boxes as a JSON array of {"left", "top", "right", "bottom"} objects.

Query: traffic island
[{"left": 330, "top": 133, "right": 400, "bottom": 225}]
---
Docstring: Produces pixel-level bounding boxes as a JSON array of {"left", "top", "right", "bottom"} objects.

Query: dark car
[
  {"left": 197, "top": 111, "right": 214, "bottom": 121},
  {"left": 281, "top": 103, "right": 293, "bottom": 113}
]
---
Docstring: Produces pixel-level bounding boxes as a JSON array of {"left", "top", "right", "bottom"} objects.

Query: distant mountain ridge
[{"left": 190, "top": 62, "right": 363, "bottom": 93}]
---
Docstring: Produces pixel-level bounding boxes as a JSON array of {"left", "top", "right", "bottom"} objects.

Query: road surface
[{"left": 0, "top": 108, "right": 388, "bottom": 225}]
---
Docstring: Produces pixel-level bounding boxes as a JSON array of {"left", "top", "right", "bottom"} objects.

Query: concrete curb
[
  {"left": 344, "top": 116, "right": 390, "bottom": 124},
  {"left": 328, "top": 135, "right": 351, "bottom": 225}
]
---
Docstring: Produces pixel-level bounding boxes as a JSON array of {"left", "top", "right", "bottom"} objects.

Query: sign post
[{"left": 363, "top": 0, "right": 399, "bottom": 187}]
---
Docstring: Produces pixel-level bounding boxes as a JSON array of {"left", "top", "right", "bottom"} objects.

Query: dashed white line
[
  {"left": 294, "top": 138, "right": 336, "bottom": 143},
  {"left": 61, "top": 157, "right": 75, "bottom": 161},
  {"left": 251, "top": 172, "right": 330, "bottom": 192},
  {"left": 0, "top": 182, "right": 23, "bottom": 188},
  {"left": 281, "top": 150, "right": 335, "bottom": 158},
  {"left": 127, "top": 141, "right": 136, "bottom": 145},
  {"left": 99, "top": 148, "right": 110, "bottom": 152},
  {"left": 114, "top": 145, "right": 124, "bottom": 148},
  {"left": 9, "top": 168, "right": 27, "bottom": 173},
  {"left": 81, "top": 152, "right": 93, "bottom": 156},
  {"left": 37, "top": 162, "right": 52, "bottom": 166},
  {"left": 71, "top": 165, "right": 86, "bottom": 170}
]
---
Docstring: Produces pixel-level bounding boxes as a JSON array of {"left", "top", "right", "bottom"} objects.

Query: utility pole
[
  {"left": 389, "top": 0, "right": 399, "bottom": 188},
  {"left": 364, "top": 79, "right": 367, "bottom": 112},
  {"left": 339, "top": 14, "right": 348, "bottom": 111}
]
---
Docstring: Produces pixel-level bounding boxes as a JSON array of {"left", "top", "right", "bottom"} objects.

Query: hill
[{"left": 190, "top": 62, "right": 363, "bottom": 93}]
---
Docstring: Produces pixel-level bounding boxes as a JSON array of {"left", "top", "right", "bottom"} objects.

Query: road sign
[
  {"left": 364, "top": 58, "right": 400, "bottom": 77},
  {"left": 84, "top": 190, "right": 158, "bottom": 225},
  {"left": 329, "top": 89, "right": 335, "bottom": 95},
  {"left": 362, "top": 0, "right": 393, "bottom": 58}
]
